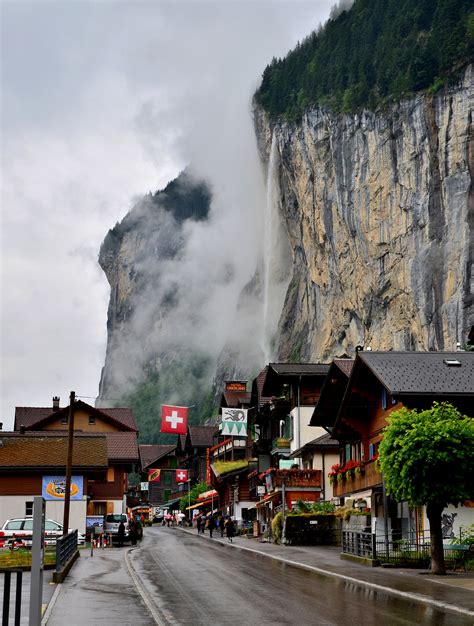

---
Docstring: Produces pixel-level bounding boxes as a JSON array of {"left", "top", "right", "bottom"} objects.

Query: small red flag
[
  {"left": 161, "top": 404, "right": 188, "bottom": 435},
  {"left": 148, "top": 469, "right": 161, "bottom": 483},
  {"left": 176, "top": 469, "right": 188, "bottom": 483}
]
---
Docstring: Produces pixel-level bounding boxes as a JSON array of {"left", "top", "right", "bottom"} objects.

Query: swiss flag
[
  {"left": 161, "top": 404, "right": 188, "bottom": 435},
  {"left": 176, "top": 469, "right": 188, "bottom": 483}
]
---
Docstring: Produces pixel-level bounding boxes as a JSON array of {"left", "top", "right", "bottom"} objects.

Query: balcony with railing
[{"left": 332, "top": 459, "right": 381, "bottom": 497}]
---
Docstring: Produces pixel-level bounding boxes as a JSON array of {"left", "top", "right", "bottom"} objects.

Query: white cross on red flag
[
  {"left": 176, "top": 469, "right": 188, "bottom": 483},
  {"left": 160, "top": 404, "right": 188, "bottom": 435}
]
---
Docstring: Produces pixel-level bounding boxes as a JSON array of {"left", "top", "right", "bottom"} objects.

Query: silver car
[{"left": 104, "top": 514, "right": 128, "bottom": 539}]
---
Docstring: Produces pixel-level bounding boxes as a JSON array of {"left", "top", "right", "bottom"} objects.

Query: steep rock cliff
[{"left": 254, "top": 66, "right": 473, "bottom": 361}]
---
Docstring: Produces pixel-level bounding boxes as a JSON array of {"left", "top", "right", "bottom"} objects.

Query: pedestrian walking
[
  {"left": 196, "top": 516, "right": 202, "bottom": 534},
  {"left": 206, "top": 515, "right": 216, "bottom": 538},
  {"left": 218, "top": 515, "right": 225, "bottom": 538},
  {"left": 129, "top": 518, "right": 138, "bottom": 546},
  {"left": 225, "top": 517, "right": 235, "bottom": 543},
  {"left": 117, "top": 520, "right": 125, "bottom": 547}
]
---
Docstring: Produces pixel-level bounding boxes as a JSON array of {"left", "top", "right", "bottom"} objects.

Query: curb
[
  {"left": 41, "top": 582, "right": 62, "bottom": 625},
  {"left": 177, "top": 527, "right": 474, "bottom": 619},
  {"left": 125, "top": 548, "right": 164, "bottom": 626}
]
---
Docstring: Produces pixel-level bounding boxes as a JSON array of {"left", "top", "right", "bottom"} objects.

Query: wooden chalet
[
  {"left": 177, "top": 425, "right": 219, "bottom": 484},
  {"left": 327, "top": 351, "right": 474, "bottom": 540},
  {"left": 139, "top": 444, "right": 184, "bottom": 509},
  {"left": 0, "top": 432, "right": 108, "bottom": 533},
  {"left": 14, "top": 398, "right": 139, "bottom": 517}
]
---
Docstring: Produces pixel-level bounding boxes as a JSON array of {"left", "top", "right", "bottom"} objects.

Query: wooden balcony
[{"left": 333, "top": 460, "right": 381, "bottom": 497}]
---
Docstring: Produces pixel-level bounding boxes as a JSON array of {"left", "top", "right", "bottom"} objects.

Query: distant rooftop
[{"left": 268, "top": 363, "right": 330, "bottom": 376}]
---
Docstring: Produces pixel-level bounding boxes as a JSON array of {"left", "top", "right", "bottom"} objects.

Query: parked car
[
  {"left": 0, "top": 518, "right": 86, "bottom": 547},
  {"left": 104, "top": 514, "right": 129, "bottom": 540}
]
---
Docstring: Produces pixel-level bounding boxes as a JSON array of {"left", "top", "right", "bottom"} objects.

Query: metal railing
[
  {"left": 56, "top": 530, "right": 78, "bottom": 573},
  {"left": 342, "top": 529, "right": 472, "bottom": 568},
  {"left": 342, "top": 530, "right": 375, "bottom": 558},
  {"left": 1, "top": 569, "right": 23, "bottom": 626}
]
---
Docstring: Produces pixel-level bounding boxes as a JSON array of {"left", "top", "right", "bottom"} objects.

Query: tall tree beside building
[{"left": 378, "top": 402, "right": 474, "bottom": 575}]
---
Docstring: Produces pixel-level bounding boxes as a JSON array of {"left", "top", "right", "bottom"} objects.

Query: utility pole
[{"left": 63, "top": 391, "right": 75, "bottom": 535}]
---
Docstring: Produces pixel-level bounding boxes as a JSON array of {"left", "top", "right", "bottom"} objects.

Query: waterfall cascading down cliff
[
  {"left": 262, "top": 132, "right": 292, "bottom": 362},
  {"left": 254, "top": 65, "right": 473, "bottom": 362}
]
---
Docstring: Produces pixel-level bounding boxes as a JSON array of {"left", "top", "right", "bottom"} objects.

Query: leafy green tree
[
  {"left": 379, "top": 402, "right": 474, "bottom": 575},
  {"left": 179, "top": 481, "right": 212, "bottom": 513}
]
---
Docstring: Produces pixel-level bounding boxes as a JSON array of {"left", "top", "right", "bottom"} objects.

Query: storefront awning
[
  {"left": 186, "top": 496, "right": 215, "bottom": 511},
  {"left": 256, "top": 492, "right": 281, "bottom": 507}
]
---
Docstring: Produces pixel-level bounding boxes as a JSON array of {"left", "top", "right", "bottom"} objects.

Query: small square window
[
  {"left": 25, "top": 501, "right": 33, "bottom": 516},
  {"left": 61, "top": 416, "right": 68, "bottom": 425},
  {"left": 88, "top": 415, "right": 96, "bottom": 425}
]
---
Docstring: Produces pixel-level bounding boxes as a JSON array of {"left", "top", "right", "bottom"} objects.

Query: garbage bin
[{"left": 253, "top": 520, "right": 260, "bottom": 537}]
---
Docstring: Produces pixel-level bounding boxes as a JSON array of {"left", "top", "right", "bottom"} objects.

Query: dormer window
[{"left": 88, "top": 415, "right": 96, "bottom": 425}]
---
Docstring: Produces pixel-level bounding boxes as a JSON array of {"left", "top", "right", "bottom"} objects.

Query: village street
[
  {"left": 39, "top": 524, "right": 474, "bottom": 625},
  {"left": 123, "top": 526, "right": 472, "bottom": 626}
]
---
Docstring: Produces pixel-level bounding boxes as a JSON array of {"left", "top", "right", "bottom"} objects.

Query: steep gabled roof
[
  {"left": 15, "top": 401, "right": 137, "bottom": 432},
  {"left": 139, "top": 444, "right": 175, "bottom": 470},
  {"left": 188, "top": 426, "right": 217, "bottom": 448},
  {"left": 358, "top": 351, "right": 474, "bottom": 395},
  {"left": 262, "top": 362, "right": 330, "bottom": 397},
  {"left": 310, "top": 359, "right": 353, "bottom": 427},
  {"left": 0, "top": 433, "right": 108, "bottom": 470},
  {"left": 333, "top": 358, "right": 354, "bottom": 377}
]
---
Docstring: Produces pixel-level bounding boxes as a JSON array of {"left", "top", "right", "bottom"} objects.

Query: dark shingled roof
[
  {"left": 334, "top": 358, "right": 354, "bottom": 377},
  {"left": 139, "top": 444, "right": 175, "bottom": 470},
  {"left": 359, "top": 351, "right": 474, "bottom": 395},
  {"left": 188, "top": 426, "right": 217, "bottom": 447},
  {"left": 268, "top": 363, "right": 330, "bottom": 376},
  {"left": 0, "top": 434, "right": 109, "bottom": 469},
  {"left": 14, "top": 402, "right": 138, "bottom": 432},
  {"left": 255, "top": 366, "right": 271, "bottom": 408},
  {"left": 105, "top": 432, "right": 139, "bottom": 462}
]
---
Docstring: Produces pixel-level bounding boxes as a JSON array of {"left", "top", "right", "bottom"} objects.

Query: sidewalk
[
  {"left": 42, "top": 547, "right": 154, "bottom": 625},
  {"left": 179, "top": 526, "right": 474, "bottom": 618}
]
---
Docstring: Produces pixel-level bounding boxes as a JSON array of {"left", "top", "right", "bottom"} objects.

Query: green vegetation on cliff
[
  {"left": 119, "top": 360, "right": 218, "bottom": 444},
  {"left": 101, "top": 171, "right": 211, "bottom": 255},
  {"left": 255, "top": 0, "right": 473, "bottom": 120}
]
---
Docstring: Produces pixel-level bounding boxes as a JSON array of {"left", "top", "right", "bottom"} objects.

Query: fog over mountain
[{"left": 1, "top": 1, "right": 335, "bottom": 427}]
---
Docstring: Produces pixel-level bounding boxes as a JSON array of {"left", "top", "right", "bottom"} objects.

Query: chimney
[
  {"left": 52, "top": 396, "right": 60, "bottom": 411},
  {"left": 20, "top": 424, "right": 25, "bottom": 435}
]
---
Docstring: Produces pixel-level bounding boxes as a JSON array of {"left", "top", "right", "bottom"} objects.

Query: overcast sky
[{"left": 0, "top": 0, "right": 334, "bottom": 428}]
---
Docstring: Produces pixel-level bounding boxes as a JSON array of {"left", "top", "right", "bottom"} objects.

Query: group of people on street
[
  {"left": 162, "top": 512, "right": 186, "bottom": 527},
  {"left": 195, "top": 514, "right": 235, "bottom": 542},
  {"left": 117, "top": 516, "right": 143, "bottom": 547}
]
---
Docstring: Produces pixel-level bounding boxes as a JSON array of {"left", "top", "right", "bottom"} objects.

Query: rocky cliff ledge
[{"left": 254, "top": 66, "right": 473, "bottom": 362}]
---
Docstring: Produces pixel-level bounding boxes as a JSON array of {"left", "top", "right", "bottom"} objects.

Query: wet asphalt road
[{"left": 129, "top": 526, "right": 471, "bottom": 626}]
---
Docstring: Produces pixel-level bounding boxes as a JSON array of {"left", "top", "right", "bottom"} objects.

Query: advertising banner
[{"left": 42, "top": 476, "right": 83, "bottom": 500}]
